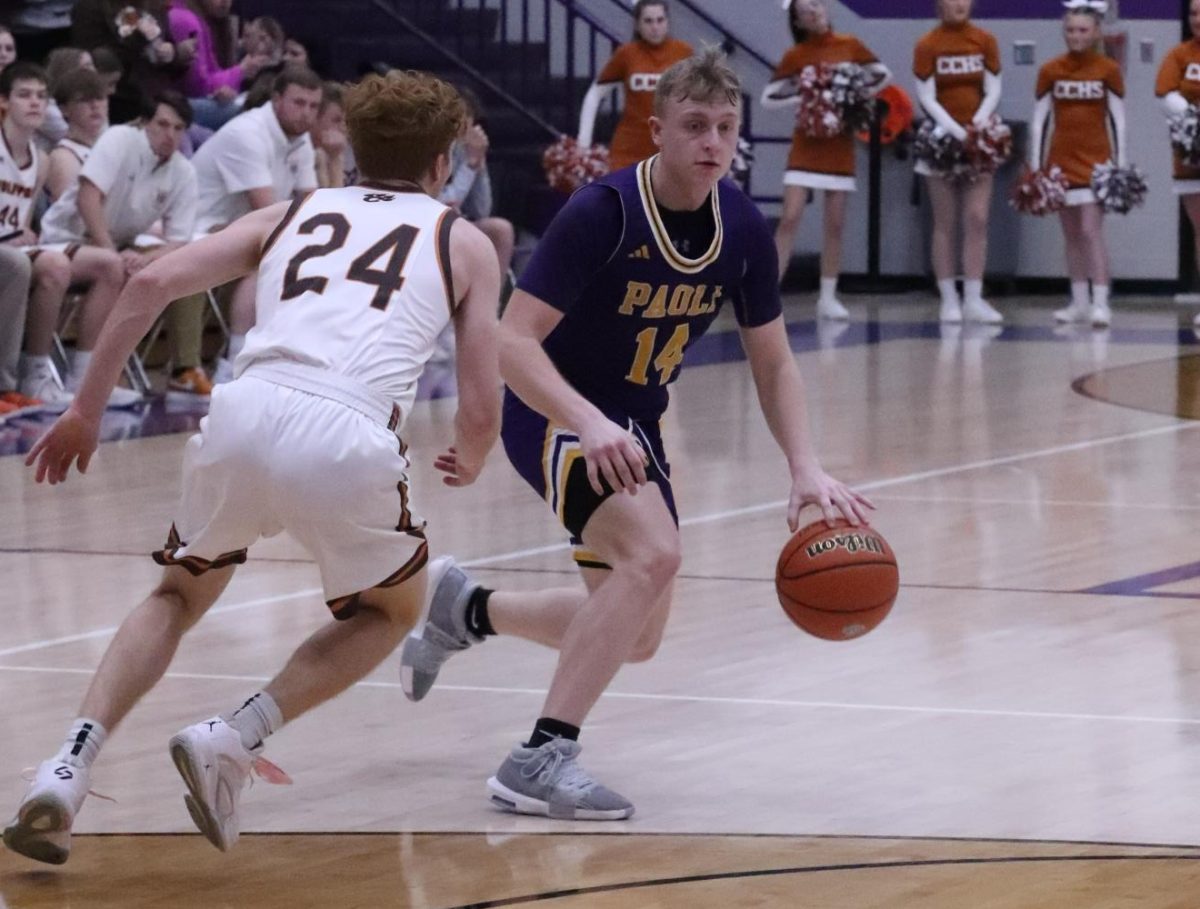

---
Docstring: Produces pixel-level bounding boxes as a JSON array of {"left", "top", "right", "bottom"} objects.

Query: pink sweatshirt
[{"left": 167, "top": 2, "right": 242, "bottom": 97}]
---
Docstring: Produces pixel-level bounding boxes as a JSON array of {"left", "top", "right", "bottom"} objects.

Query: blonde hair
[
  {"left": 653, "top": 45, "right": 741, "bottom": 116},
  {"left": 344, "top": 70, "right": 466, "bottom": 183}
]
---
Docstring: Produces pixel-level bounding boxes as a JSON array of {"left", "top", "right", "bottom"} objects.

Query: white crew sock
[
  {"left": 963, "top": 279, "right": 984, "bottom": 304},
  {"left": 1071, "top": 282, "right": 1090, "bottom": 309},
  {"left": 55, "top": 718, "right": 108, "bottom": 769},
  {"left": 223, "top": 691, "right": 283, "bottom": 752},
  {"left": 937, "top": 278, "right": 959, "bottom": 304},
  {"left": 1092, "top": 284, "right": 1110, "bottom": 308},
  {"left": 22, "top": 353, "right": 54, "bottom": 375},
  {"left": 819, "top": 277, "right": 838, "bottom": 303}
]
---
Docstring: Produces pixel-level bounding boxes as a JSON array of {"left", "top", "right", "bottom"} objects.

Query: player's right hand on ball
[{"left": 579, "top": 417, "right": 648, "bottom": 496}]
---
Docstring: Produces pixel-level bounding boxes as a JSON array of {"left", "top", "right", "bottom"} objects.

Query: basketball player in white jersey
[
  {"left": 0, "top": 62, "right": 133, "bottom": 411},
  {"left": 44, "top": 67, "right": 108, "bottom": 203},
  {"left": 5, "top": 69, "right": 501, "bottom": 865}
]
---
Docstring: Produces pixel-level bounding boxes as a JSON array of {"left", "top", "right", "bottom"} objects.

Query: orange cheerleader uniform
[
  {"left": 763, "top": 31, "right": 883, "bottom": 192},
  {"left": 1033, "top": 50, "right": 1124, "bottom": 205},
  {"left": 912, "top": 21, "right": 1001, "bottom": 176},
  {"left": 1155, "top": 39, "right": 1200, "bottom": 192},
  {"left": 595, "top": 37, "right": 693, "bottom": 170}
]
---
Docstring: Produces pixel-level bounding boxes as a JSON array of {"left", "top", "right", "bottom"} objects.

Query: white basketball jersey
[
  {"left": 240, "top": 185, "right": 460, "bottom": 423},
  {"left": 0, "top": 133, "right": 40, "bottom": 234},
  {"left": 56, "top": 137, "right": 92, "bottom": 165}
]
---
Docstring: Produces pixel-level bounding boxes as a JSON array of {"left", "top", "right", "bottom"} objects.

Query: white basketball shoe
[
  {"left": 3, "top": 759, "right": 95, "bottom": 864},
  {"left": 169, "top": 716, "right": 290, "bottom": 852}
]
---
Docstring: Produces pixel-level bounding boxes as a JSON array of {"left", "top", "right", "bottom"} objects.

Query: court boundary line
[
  {"left": 435, "top": 854, "right": 1200, "bottom": 909},
  {"left": 0, "top": 418, "right": 1194, "bottom": 660},
  {"left": 1, "top": 663, "right": 1199, "bottom": 728}
]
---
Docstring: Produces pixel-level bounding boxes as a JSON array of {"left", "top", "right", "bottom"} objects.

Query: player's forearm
[
  {"left": 453, "top": 398, "right": 500, "bottom": 473},
  {"left": 499, "top": 330, "right": 605, "bottom": 431},
  {"left": 78, "top": 186, "right": 115, "bottom": 249},
  {"left": 752, "top": 355, "right": 821, "bottom": 474}
]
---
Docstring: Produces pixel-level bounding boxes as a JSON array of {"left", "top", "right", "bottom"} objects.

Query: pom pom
[
  {"left": 1168, "top": 104, "right": 1200, "bottom": 167},
  {"left": 136, "top": 12, "right": 162, "bottom": 42},
  {"left": 1010, "top": 167, "right": 1069, "bottom": 216},
  {"left": 542, "top": 137, "right": 609, "bottom": 194},
  {"left": 729, "top": 136, "right": 754, "bottom": 191},
  {"left": 963, "top": 115, "right": 1013, "bottom": 176},
  {"left": 115, "top": 5, "right": 141, "bottom": 38},
  {"left": 793, "top": 62, "right": 876, "bottom": 139},
  {"left": 913, "top": 116, "right": 1012, "bottom": 182},
  {"left": 1090, "top": 162, "right": 1148, "bottom": 214},
  {"left": 912, "top": 121, "right": 969, "bottom": 179}
]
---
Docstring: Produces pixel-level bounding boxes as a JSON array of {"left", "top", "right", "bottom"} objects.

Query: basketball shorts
[
  {"left": 501, "top": 389, "right": 677, "bottom": 570},
  {"left": 153, "top": 361, "right": 428, "bottom": 618},
  {"left": 22, "top": 243, "right": 81, "bottom": 262}
]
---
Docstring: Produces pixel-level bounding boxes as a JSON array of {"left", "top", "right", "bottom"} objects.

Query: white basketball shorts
[{"left": 153, "top": 363, "right": 427, "bottom": 618}]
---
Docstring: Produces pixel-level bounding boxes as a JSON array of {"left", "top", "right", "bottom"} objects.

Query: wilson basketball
[{"left": 776, "top": 519, "right": 899, "bottom": 641}]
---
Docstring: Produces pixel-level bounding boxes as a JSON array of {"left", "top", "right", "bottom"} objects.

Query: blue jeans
[{"left": 188, "top": 96, "right": 242, "bottom": 131}]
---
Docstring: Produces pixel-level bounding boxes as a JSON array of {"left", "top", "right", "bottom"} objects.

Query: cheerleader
[
  {"left": 1031, "top": 1, "right": 1124, "bottom": 327},
  {"left": 576, "top": 0, "right": 692, "bottom": 171},
  {"left": 914, "top": 0, "right": 1003, "bottom": 324},
  {"left": 762, "top": 0, "right": 889, "bottom": 318},
  {"left": 1156, "top": 0, "right": 1200, "bottom": 321}
]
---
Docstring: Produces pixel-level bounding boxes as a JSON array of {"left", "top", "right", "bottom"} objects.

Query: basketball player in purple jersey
[{"left": 401, "top": 47, "right": 873, "bottom": 819}]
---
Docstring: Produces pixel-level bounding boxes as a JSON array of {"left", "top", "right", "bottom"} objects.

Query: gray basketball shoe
[
  {"left": 399, "top": 556, "right": 482, "bottom": 701},
  {"left": 487, "top": 739, "right": 635, "bottom": 821}
]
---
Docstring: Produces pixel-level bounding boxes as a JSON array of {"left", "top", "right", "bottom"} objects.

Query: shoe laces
[
  {"left": 522, "top": 745, "right": 596, "bottom": 797},
  {"left": 20, "top": 767, "right": 116, "bottom": 803},
  {"left": 249, "top": 755, "right": 293, "bottom": 787}
]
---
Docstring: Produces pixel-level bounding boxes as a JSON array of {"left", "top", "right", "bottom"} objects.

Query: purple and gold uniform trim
[{"left": 636, "top": 157, "right": 724, "bottom": 275}]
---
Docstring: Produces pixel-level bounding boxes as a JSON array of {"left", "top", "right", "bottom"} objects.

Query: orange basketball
[{"left": 776, "top": 519, "right": 899, "bottom": 641}]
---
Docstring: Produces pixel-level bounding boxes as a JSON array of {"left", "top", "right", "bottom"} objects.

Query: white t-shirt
[
  {"left": 191, "top": 103, "right": 317, "bottom": 237},
  {"left": 241, "top": 185, "right": 459, "bottom": 426},
  {"left": 40, "top": 124, "right": 197, "bottom": 247}
]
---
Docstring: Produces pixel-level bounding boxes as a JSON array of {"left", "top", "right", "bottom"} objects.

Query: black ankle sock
[
  {"left": 464, "top": 587, "right": 495, "bottom": 638},
  {"left": 527, "top": 717, "right": 580, "bottom": 749}
]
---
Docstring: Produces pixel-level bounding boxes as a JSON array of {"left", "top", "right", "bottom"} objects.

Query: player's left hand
[
  {"left": 25, "top": 407, "right": 102, "bottom": 485},
  {"left": 787, "top": 464, "right": 874, "bottom": 532},
  {"left": 434, "top": 446, "right": 481, "bottom": 487}
]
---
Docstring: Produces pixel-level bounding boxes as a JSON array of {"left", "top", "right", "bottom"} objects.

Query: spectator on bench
[
  {"left": 0, "top": 62, "right": 136, "bottom": 410},
  {"left": 41, "top": 91, "right": 206, "bottom": 397},
  {"left": 46, "top": 67, "right": 109, "bottom": 203}
]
